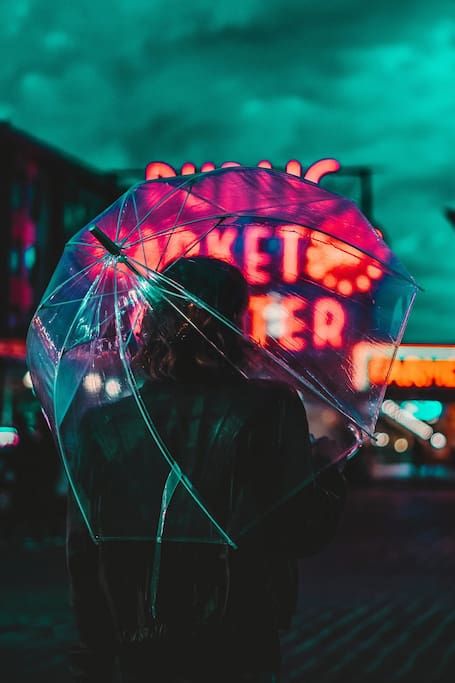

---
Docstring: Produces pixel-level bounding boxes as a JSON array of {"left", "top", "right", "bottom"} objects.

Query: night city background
[{"left": 0, "top": 1, "right": 454, "bottom": 681}]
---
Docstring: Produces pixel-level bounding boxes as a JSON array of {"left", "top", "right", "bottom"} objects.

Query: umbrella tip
[{"left": 90, "top": 225, "right": 122, "bottom": 256}]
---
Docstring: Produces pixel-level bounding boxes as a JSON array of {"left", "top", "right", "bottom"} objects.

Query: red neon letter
[
  {"left": 181, "top": 162, "right": 197, "bottom": 175},
  {"left": 248, "top": 295, "right": 268, "bottom": 344},
  {"left": 257, "top": 160, "right": 272, "bottom": 168},
  {"left": 243, "top": 226, "right": 272, "bottom": 285},
  {"left": 145, "top": 162, "right": 177, "bottom": 181},
  {"left": 205, "top": 228, "right": 238, "bottom": 264},
  {"left": 313, "top": 298, "right": 345, "bottom": 348},
  {"left": 278, "top": 225, "right": 308, "bottom": 283},
  {"left": 201, "top": 162, "right": 216, "bottom": 172},
  {"left": 280, "top": 296, "right": 307, "bottom": 352},
  {"left": 304, "top": 158, "right": 340, "bottom": 184},
  {"left": 286, "top": 160, "right": 302, "bottom": 177}
]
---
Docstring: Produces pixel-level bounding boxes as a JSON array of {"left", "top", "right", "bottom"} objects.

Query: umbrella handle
[{"left": 89, "top": 225, "right": 122, "bottom": 256}]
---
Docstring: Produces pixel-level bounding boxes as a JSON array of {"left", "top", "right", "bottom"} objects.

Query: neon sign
[
  {"left": 142, "top": 159, "right": 382, "bottom": 299},
  {"left": 371, "top": 358, "right": 455, "bottom": 388},
  {"left": 132, "top": 223, "right": 382, "bottom": 296},
  {"left": 352, "top": 344, "right": 455, "bottom": 390},
  {"left": 137, "top": 158, "right": 383, "bottom": 356},
  {"left": 247, "top": 294, "right": 346, "bottom": 350},
  {"left": 130, "top": 225, "right": 352, "bottom": 351},
  {"left": 145, "top": 158, "right": 341, "bottom": 183}
]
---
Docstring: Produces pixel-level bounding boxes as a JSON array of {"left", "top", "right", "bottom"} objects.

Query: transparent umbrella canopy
[{"left": 26, "top": 166, "right": 418, "bottom": 549}]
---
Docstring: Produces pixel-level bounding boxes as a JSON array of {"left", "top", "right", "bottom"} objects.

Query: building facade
[{"left": 0, "top": 123, "right": 121, "bottom": 427}]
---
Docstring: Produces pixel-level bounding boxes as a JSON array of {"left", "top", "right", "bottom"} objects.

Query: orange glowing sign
[
  {"left": 370, "top": 358, "right": 455, "bottom": 388},
  {"left": 352, "top": 344, "right": 455, "bottom": 390}
]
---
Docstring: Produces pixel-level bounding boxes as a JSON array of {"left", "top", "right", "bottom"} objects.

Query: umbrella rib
[
  {"left": 163, "top": 217, "right": 227, "bottom": 272},
  {"left": 129, "top": 255, "right": 372, "bottom": 433},
  {"left": 123, "top": 220, "right": 241, "bottom": 251},
  {"left": 115, "top": 188, "right": 131, "bottom": 244},
  {"left": 42, "top": 287, "right": 133, "bottom": 308},
  {"left": 156, "top": 182, "right": 194, "bottom": 271},
  {"left": 130, "top": 192, "right": 150, "bottom": 272},
  {"left": 51, "top": 262, "right": 110, "bottom": 541},
  {"left": 112, "top": 262, "right": 237, "bottom": 548},
  {"left": 124, "top": 214, "right": 239, "bottom": 250},
  {"left": 130, "top": 213, "right": 414, "bottom": 283},
  {"left": 119, "top": 178, "right": 194, "bottom": 247},
  {"left": 40, "top": 255, "right": 107, "bottom": 309},
  {"left": 119, "top": 176, "right": 230, "bottom": 248}
]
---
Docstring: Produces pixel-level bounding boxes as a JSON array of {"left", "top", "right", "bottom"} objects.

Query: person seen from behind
[{"left": 66, "top": 256, "right": 347, "bottom": 683}]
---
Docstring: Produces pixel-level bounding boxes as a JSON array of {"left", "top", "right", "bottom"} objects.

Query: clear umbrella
[{"left": 26, "top": 166, "right": 418, "bottom": 552}]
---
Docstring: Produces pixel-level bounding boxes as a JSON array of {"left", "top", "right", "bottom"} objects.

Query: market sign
[
  {"left": 352, "top": 343, "right": 455, "bottom": 390},
  {"left": 138, "top": 158, "right": 384, "bottom": 354}
]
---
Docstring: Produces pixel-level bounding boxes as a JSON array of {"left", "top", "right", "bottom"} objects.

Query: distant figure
[{"left": 67, "top": 257, "right": 346, "bottom": 683}]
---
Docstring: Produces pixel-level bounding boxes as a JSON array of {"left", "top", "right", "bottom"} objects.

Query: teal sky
[{"left": 1, "top": 0, "right": 454, "bottom": 342}]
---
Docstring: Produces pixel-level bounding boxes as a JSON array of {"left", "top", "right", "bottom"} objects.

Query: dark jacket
[{"left": 67, "top": 377, "right": 346, "bottom": 676}]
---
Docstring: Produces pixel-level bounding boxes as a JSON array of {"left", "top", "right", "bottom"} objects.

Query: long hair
[{"left": 136, "top": 257, "right": 249, "bottom": 381}]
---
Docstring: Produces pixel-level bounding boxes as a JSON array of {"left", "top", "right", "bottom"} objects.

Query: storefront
[{"left": 352, "top": 344, "right": 455, "bottom": 480}]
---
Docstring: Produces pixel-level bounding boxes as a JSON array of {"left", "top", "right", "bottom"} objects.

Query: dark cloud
[{"left": 1, "top": 0, "right": 454, "bottom": 340}]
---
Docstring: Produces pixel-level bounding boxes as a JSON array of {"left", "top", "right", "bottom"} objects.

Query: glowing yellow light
[
  {"left": 374, "top": 432, "right": 390, "bottom": 447},
  {"left": 105, "top": 378, "right": 121, "bottom": 398},
  {"left": 307, "top": 263, "right": 326, "bottom": 279},
  {"left": 323, "top": 274, "right": 337, "bottom": 288},
  {"left": 356, "top": 275, "right": 371, "bottom": 292},
  {"left": 23, "top": 371, "right": 33, "bottom": 389},
  {"left": 394, "top": 438, "right": 409, "bottom": 453},
  {"left": 367, "top": 265, "right": 382, "bottom": 279},
  {"left": 338, "top": 280, "right": 353, "bottom": 296},
  {"left": 83, "top": 373, "right": 102, "bottom": 394},
  {"left": 430, "top": 432, "right": 447, "bottom": 449}
]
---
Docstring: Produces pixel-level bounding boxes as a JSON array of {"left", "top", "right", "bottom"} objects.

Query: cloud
[{"left": 1, "top": 0, "right": 454, "bottom": 340}]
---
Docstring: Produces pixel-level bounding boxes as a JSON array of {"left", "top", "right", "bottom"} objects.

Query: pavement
[{"left": 1, "top": 486, "right": 455, "bottom": 682}]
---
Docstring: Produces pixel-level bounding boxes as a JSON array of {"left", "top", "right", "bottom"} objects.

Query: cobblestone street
[{"left": 1, "top": 487, "right": 455, "bottom": 682}]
